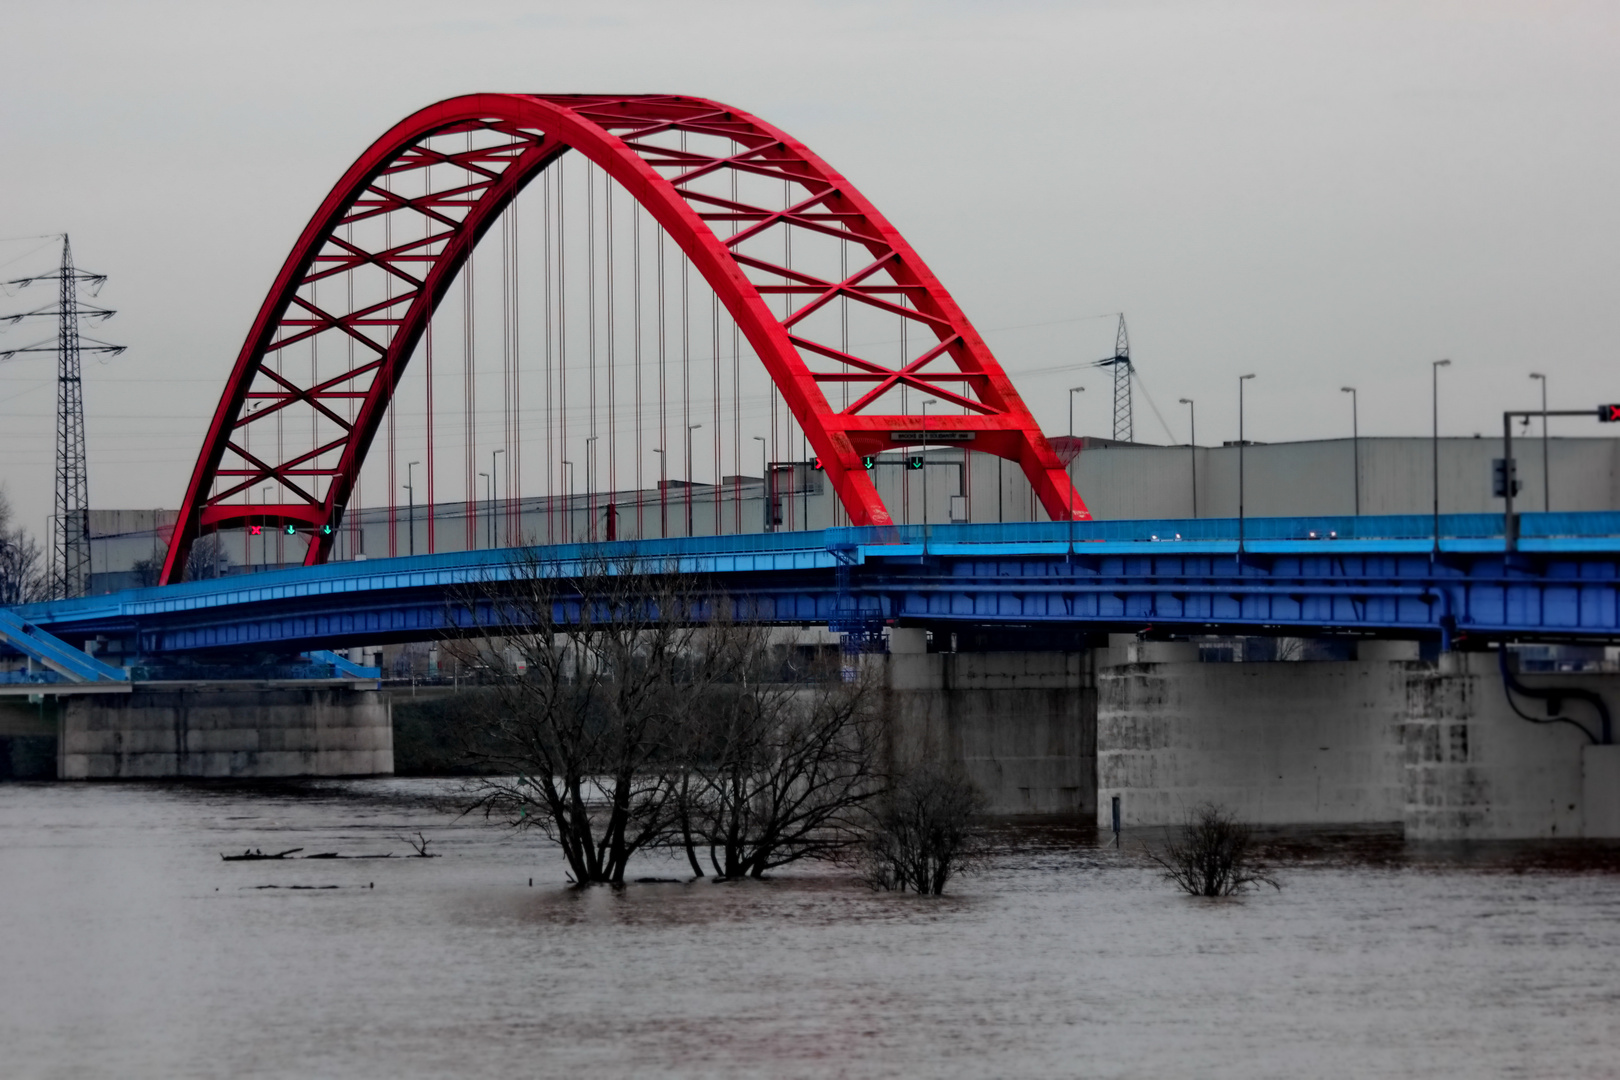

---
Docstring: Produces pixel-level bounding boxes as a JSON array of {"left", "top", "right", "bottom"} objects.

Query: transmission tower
[
  {"left": 1, "top": 235, "right": 124, "bottom": 599},
  {"left": 1091, "top": 313, "right": 1132, "bottom": 442}
]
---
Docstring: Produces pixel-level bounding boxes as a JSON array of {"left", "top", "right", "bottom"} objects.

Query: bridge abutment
[{"left": 58, "top": 686, "right": 393, "bottom": 780}]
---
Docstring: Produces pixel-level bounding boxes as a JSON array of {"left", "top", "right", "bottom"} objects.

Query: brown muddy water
[{"left": 2, "top": 780, "right": 1618, "bottom": 1079}]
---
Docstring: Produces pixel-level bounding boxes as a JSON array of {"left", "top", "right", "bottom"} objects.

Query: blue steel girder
[{"left": 9, "top": 515, "right": 1620, "bottom": 654}]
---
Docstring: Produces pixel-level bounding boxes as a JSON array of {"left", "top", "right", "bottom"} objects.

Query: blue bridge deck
[{"left": 8, "top": 513, "right": 1620, "bottom": 658}]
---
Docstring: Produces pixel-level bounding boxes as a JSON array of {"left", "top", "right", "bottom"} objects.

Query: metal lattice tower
[
  {"left": 1092, "top": 313, "right": 1133, "bottom": 443},
  {"left": 1, "top": 235, "right": 124, "bottom": 599}
]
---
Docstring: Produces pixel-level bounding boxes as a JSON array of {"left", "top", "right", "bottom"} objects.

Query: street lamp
[
  {"left": 404, "top": 461, "right": 420, "bottom": 558},
  {"left": 585, "top": 436, "right": 600, "bottom": 541},
  {"left": 686, "top": 423, "right": 702, "bottom": 537},
  {"left": 561, "top": 459, "right": 575, "bottom": 545},
  {"left": 1530, "top": 372, "right": 1549, "bottom": 512},
  {"left": 478, "top": 473, "right": 490, "bottom": 549},
  {"left": 651, "top": 448, "right": 667, "bottom": 539},
  {"left": 1341, "top": 387, "right": 1359, "bottom": 516},
  {"left": 1432, "top": 359, "right": 1451, "bottom": 551},
  {"left": 1068, "top": 386, "right": 1085, "bottom": 438},
  {"left": 921, "top": 401, "right": 934, "bottom": 553},
  {"left": 1179, "top": 397, "right": 1197, "bottom": 519},
  {"left": 262, "top": 485, "right": 273, "bottom": 567},
  {"left": 491, "top": 447, "right": 504, "bottom": 548},
  {"left": 753, "top": 435, "right": 769, "bottom": 532},
  {"left": 1238, "top": 375, "right": 1255, "bottom": 553}
]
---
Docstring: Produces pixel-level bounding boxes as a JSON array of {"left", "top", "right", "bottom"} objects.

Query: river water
[{"left": 2, "top": 780, "right": 1618, "bottom": 1079}]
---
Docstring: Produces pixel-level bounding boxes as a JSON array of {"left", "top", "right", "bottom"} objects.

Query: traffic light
[
  {"left": 862, "top": 456, "right": 875, "bottom": 470},
  {"left": 285, "top": 524, "right": 297, "bottom": 536},
  {"left": 321, "top": 524, "right": 333, "bottom": 536},
  {"left": 1599, "top": 404, "right": 1620, "bottom": 423},
  {"left": 811, "top": 456, "right": 824, "bottom": 471},
  {"left": 1492, "top": 458, "right": 1521, "bottom": 498},
  {"left": 908, "top": 456, "right": 924, "bottom": 470}
]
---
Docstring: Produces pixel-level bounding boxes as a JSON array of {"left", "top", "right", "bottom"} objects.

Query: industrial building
[{"left": 83, "top": 432, "right": 1620, "bottom": 593}]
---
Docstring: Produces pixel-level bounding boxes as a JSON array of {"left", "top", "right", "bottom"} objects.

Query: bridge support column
[
  {"left": 58, "top": 686, "right": 392, "bottom": 780},
  {"left": 879, "top": 629, "right": 1096, "bottom": 817},
  {"left": 1403, "top": 652, "right": 1618, "bottom": 840},
  {"left": 1097, "top": 645, "right": 1620, "bottom": 839},
  {"left": 1097, "top": 641, "right": 1409, "bottom": 829}
]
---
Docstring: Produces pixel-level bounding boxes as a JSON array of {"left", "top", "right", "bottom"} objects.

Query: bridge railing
[{"left": 823, "top": 511, "right": 1620, "bottom": 548}]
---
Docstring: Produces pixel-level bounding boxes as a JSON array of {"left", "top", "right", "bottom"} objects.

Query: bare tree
[
  {"left": 130, "top": 554, "right": 163, "bottom": 588},
  {"left": 0, "top": 487, "right": 47, "bottom": 605},
  {"left": 183, "top": 533, "right": 229, "bottom": 582},
  {"left": 861, "top": 763, "right": 987, "bottom": 896},
  {"left": 670, "top": 619, "right": 884, "bottom": 879},
  {"left": 1145, "top": 802, "right": 1280, "bottom": 896},
  {"left": 450, "top": 550, "right": 704, "bottom": 885},
  {"left": 1273, "top": 637, "right": 1306, "bottom": 662}
]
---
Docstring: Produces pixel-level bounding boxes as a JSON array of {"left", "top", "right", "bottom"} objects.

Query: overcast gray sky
[{"left": 1, "top": 0, "right": 1616, "bottom": 536}]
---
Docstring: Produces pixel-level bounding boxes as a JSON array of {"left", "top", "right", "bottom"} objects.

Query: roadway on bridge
[{"left": 8, "top": 513, "right": 1620, "bottom": 659}]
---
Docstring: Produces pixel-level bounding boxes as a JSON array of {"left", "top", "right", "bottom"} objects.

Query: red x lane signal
[
  {"left": 249, "top": 525, "right": 262, "bottom": 535},
  {"left": 1599, "top": 404, "right": 1620, "bottom": 423}
]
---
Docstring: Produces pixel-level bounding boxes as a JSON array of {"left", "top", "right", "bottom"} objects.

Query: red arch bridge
[{"left": 5, "top": 96, "right": 1620, "bottom": 685}]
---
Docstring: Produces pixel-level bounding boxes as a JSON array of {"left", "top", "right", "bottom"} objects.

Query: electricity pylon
[
  {"left": 1, "top": 236, "right": 125, "bottom": 598},
  {"left": 1092, "top": 313, "right": 1133, "bottom": 442}
]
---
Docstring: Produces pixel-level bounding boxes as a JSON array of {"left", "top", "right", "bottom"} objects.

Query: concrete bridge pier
[
  {"left": 1096, "top": 640, "right": 1620, "bottom": 840},
  {"left": 880, "top": 628, "right": 1095, "bottom": 816},
  {"left": 57, "top": 685, "right": 393, "bottom": 780}
]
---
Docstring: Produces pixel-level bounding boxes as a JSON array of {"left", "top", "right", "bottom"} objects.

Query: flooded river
[{"left": 2, "top": 780, "right": 1618, "bottom": 1078}]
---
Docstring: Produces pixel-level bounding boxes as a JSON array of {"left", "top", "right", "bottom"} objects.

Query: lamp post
[
  {"left": 562, "top": 459, "right": 575, "bottom": 544},
  {"left": 1340, "top": 387, "right": 1359, "bottom": 516},
  {"left": 1068, "top": 386, "right": 1085, "bottom": 438},
  {"left": 478, "top": 473, "right": 491, "bottom": 549},
  {"left": 404, "top": 461, "right": 420, "bottom": 557},
  {"left": 753, "top": 435, "right": 769, "bottom": 532},
  {"left": 1238, "top": 375, "right": 1255, "bottom": 552},
  {"left": 261, "top": 485, "right": 273, "bottom": 567},
  {"left": 1432, "top": 359, "right": 1451, "bottom": 551},
  {"left": 651, "top": 448, "right": 667, "bottom": 539},
  {"left": 686, "top": 423, "right": 702, "bottom": 538},
  {"left": 1530, "top": 372, "right": 1549, "bottom": 512},
  {"left": 585, "top": 436, "right": 599, "bottom": 541},
  {"left": 1179, "top": 397, "right": 1197, "bottom": 518},
  {"left": 491, "top": 448, "right": 504, "bottom": 548},
  {"left": 921, "top": 401, "right": 934, "bottom": 553}
]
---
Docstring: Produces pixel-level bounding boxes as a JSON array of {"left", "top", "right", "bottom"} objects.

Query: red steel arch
[{"left": 162, "top": 94, "right": 1087, "bottom": 584}]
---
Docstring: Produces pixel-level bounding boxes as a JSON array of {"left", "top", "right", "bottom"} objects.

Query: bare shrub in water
[
  {"left": 448, "top": 553, "right": 881, "bottom": 886},
  {"left": 448, "top": 551, "right": 702, "bottom": 886},
  {"left": 1146, "top": 803, "right": 1279, "bottom": 897},
  {"left": 669, "top": 617, "right": 884, "bottom": 880},
  {"left": 861, "top": 764, "right": 987, "bottom": 896}
]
